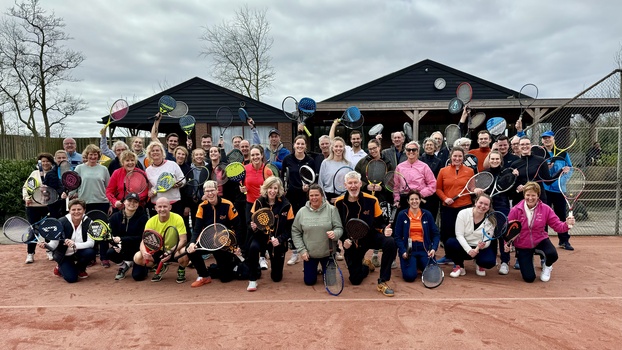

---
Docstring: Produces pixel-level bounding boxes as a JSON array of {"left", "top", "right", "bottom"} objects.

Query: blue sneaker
[
  {"left": 437, "top": 256, "right": 453, "bottom": 265},
  {"left": 513, "top": 261, "right": 520, "bottom": 270}
]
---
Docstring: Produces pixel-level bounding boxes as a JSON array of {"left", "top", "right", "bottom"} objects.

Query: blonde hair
[
  {"left": 119, "top": 150, "right": 137, "bottom": 163},
  {"left": 146, "top": 142, "right": 165, "bottom": 164},
  {"left": 523, "top": 181, "right": 541, "bottom": 197},
  {"left": 260, "top": 176, "right": 285, "bottom": 197},
  {"left": 82, "top": 144, "right": 101, "bottom": 159},
  {"left": 328, "top": 136, "right": 349, "bottom": 164}
]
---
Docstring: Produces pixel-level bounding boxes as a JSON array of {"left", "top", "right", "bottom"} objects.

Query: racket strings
[
  {"left": 126, "top": 172, "right": 148, "bottom": 192},
  {"left": 143, "top": 233, "right": 162, "bottom": 251},
  {"left": 422, "top": 264, "right": 443, "bottom": 288},
  {"left": 299, "top": 166, "right": 315, "bottom": 184},
  {"left": 3, "top": 217, "right": 31, "bottom": 242},
  {"left": 366, "top": 161, "right": 387, "bottom": 183}
]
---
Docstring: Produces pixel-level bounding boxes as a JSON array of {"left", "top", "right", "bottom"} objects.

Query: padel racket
[
  {"left": 251, "top": 207, "right": 275, "bottom": 237},
  {"left": 448, "top": 97, "right": 463, "bottom": 115},
  {"left": 225, "top": 162, "right": 247, "bottom": 194},
  {"left": 489, "top": 168, "right": 517, "bottom": 197},
  {"left": 147, "top": 95, "right": 177, "bottom": 119},
  {"left": 339, "top": 106, "right": 364, "bottom": 129},
  {"left": 403, "top": 122, "right": 413, "bottom": 142},
  {"left": 369, "top": 124, "right": 384, "bottom": 137},
  {"left": 86, "top": 210, "right": 116, "bottom": 247},
  {"left": 469, "top": 111, "right": 486, "bottom": 130},
  {"left": 61, "top": 170, "right": 82, "bottom": 193},
  {"left": 551, "top": 127, "right": 577, "bottom": 160},
  {"left": 56, "top": 160, "right": 72, "bottom": 179},
  {"left": 105, "top": 99, "right": 129, "bottom": 128},
  {"left": 155, "top": 226, "right": 180, "bottom": 275},
  {"left": 299, "top": 165, "right": 316, "bottom": 185},
  {"left": 216, "top": 106, "right": 234, "bottom": 143},
  {"left": 332, "top": 166, "right": 353, "bottom": 195},
  {"left": 124, "top": 170, "right": 148, "bottom": 196},
  {"left": 179, "top": 115, "right": 196, "bottom": 136},
  {"left": 227, "top": 149, "right": 244, "bottom": 163},
  {"left": 505, "top": 220, "right": 522, "bottom": 245},
  {"left": 238, "top": 107, "right": 249, "bottom": 122},
  {"left": 479, "top": 211, "right": 508, "bottom": 244},
  {"left": 518, "top": 83, "right": 538, "bottom": 121},
  {"left": 25, "top": 176, "right": 38, "bottom": 195},
  {"left": 445, "top": 124, "right": 461, "bottom": 149},
  {"left": 263, "top": 163, "right": 279, "bottom": 180},
  {"left": 155, "top": 172, "right": 175, "bottom": 193},
  {"left": 452, "top": 172, "right": 494, "bottom": 200},
  {"left": 168, "top": 101, "right": 188, "bottom": 118},
  {"left": 559, "top": 167, "right": 585, "bottom": 229},
  {"left": 456, "top": 82, "right": 473, "bottom": 105},
  {"left": 486, "top": 117, "right": 507, "bottom": 138},
  {"left": 346, "top": 218, "right": 369, "bottom": 248},
  {"left": 3, "top": 216, "right": 61, "bottom": 250},
  {"left": 324, "top": 240, "right": 344, "bottom": 296},
  {"left": 382, "top": 171, "right": 411, "bottom": 194},
  {"left": 32, "top": 185, "right": 59, "bottom": 205},
  {"left": 142, "top": 229, "right": 163, "bottom": 264},
  {"left": 366, "top": 159, "right": 387, "bottom": 196},
  {"left": 297, "top": 97, "right": 315, "bottom": 137},
  {"left": 421, "top": 257, "right": 444, "bottom": 289},
  {"left": 212, "top": 164, "right": 229, "bottom": 186}
]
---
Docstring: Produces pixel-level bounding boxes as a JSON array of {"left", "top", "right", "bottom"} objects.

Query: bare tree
[
  {"left": 0, "top": 0, "right": 86, "bottom": 140},
  {"left": 200, "top": 5, "right": 275, "bottom": 101}
]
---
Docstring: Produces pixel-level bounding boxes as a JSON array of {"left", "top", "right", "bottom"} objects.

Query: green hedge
[{"left": 0, "top": 159, "right": 37, "bottom": 224}]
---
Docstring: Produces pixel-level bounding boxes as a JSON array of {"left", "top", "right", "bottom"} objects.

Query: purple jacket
[{"left": 508, "top": 199, "right": 569, "bottom": 249}]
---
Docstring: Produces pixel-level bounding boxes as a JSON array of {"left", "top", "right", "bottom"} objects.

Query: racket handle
[
  {"left": 303, "top": 125, "right": 311, "bottom": 137},
  {"left": 567, "top": 211, "right": 574, "bottom": 229},
  {"left": 155, "top": 260, "right": 164, "bottom": 275}
]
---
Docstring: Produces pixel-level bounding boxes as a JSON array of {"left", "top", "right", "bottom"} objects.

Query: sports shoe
[
  {"left": 513, "top": 261, "right": 520, "bottom": 270},
  {"left": 191, "top": 276, "right": 212, "bottom": 288},
  {"left": 499, "top": 262, "right": 509, "bottom": 275},
  {"left": 371, "top": 255, "right": 380, "bottom": 267},
  {"left": 287, "top": 252, "right": 300, "bottom": 265},
  {"left": 53, "top": 265, "right": 61, "bottom": 277},
  {"left": 151, "top": 264, "right": 168, "bottom": 282},
  {"left": 176, "top": 267, "right": 186, "bottom": 284},
  {"left": 247, "top": 280, "right": 257, "bottom": 292},
  {"left": 541, "top": 265, "right": 553, "bottom": 282},
  {"left": 391, "top": 260, "right": 398, "bottom": 269},
  {"left": 475, "top": 264, "right": 486, "bottom": 277},
  {"left": 46, "top": 251, "right": 54, "bottom": 261},
  {"left": 437, "top": 256, "right": 453, "bottom": 265},
  {"left": 335, "top": 252, "right": 344, "bottom": 261},
  {"left": 78, "top": 271, "right": 89, "bottom": 279},
  {"left": 101, "top": 260, "right": 111, "bottom": 268},
  {"left": 363, "top": 259, "right": 376, "bottom": 272},
  {"left": 450, "top": 266, "right": 466, "bottom": 278},
  {"left": 559, "top": 242, "right": 575, "bottom": 251},
  {"left": 25, "top": 253, "right": 34, "bottom": 264},
  {"left": 259, "top": 257, "right": 269, "bottom": 270},
  {"left": 541, "top": 258, "right": 546, "bottom": 269},
  {"left": 88, "top": 259, "right": 97, "bottom": 267},
  {"left": 115, "top": 263, "right": 130, "bottom": 280},
  {"left": 377, "top": 281, "right": 394, "bottom": 297}
]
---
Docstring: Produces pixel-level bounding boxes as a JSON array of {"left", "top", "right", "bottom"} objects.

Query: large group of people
[{"left": 20, "top": 108, "right": 577, "bottom": 295}]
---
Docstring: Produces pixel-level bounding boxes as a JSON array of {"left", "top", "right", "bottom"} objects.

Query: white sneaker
[
  {"left": 541, "top": 265, "right": 553, "bottom": 282},
  {"left": 247, "top": 281, "right": 257, "bottom": 291},
  {"left": 335, "top": 252, "right": 344, "bottom": 261},
  {"left": 499, "top": 262, "right": 509, "bottom": 275},
  {"left": 391, "top": 260, "right": 398, "bottom": 269},
  {"left": 25, "top": 253, "right": 34, "bottom": 264},
  {"left": 475, "top": 264, "right": 486, "bottom": 277},
  {"left": 46, "top": 251, "right": 54, "bottom": 261},
  {"left": 450, "top": 266, "right": 466, "bottom": 278},
  {"left": 259, "top": 257, "right": 268, "bottom": 270},
  {"left": 287, "top": 252, "right": 300, "bottom": 265}
]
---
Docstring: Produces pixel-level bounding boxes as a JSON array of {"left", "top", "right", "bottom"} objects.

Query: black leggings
[{"left": 516, "top": 238, "right": 558, "bottom": 283}]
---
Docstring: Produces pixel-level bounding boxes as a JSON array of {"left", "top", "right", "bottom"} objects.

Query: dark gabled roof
[
  {"left": 323, "top": 59, "right": 520, "bottom": 102},
  {"left": 99, "top": 77, "right": 283, "bottom": 134}
]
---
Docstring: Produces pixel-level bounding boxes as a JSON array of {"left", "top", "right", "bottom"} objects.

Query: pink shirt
[{"left": 394, "top": 160, "right": 437, "bottom": 202}]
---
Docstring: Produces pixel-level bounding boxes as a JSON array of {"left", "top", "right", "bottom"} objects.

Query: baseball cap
[
  {"left": 269, "top": 128, "right": 280, "bottom": 136},
  {"left": 124, "top": 192, "right": 140, "bottom": 201},
  {"left": 541, "top": 131, "right": 555, "bottom": 137}
]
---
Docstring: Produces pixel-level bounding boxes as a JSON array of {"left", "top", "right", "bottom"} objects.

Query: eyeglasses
[{"left": 405, "top": 148, "right": 418, "bottom": 153}]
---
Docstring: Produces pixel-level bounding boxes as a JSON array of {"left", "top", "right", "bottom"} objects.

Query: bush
[{"left": 0, "top": 159, "right": 37, "bottom": 224}]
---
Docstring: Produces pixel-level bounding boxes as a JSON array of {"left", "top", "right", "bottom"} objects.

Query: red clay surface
[{"left": 1, "top": 236, "right": 621, "bottom": 349}]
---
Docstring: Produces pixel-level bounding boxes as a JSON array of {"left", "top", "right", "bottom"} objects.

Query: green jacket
[{"left": 291, "top": 200, "right": 343, "bottom": 258}]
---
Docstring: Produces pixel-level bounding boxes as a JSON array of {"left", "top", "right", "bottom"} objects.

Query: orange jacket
[{"left": 436, "top": 165, "right": 474, "bottom": 208}]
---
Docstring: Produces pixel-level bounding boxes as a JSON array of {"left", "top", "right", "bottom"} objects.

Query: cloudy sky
[{"left": 2, "top": 0, "right": 621, "bottom": 137}]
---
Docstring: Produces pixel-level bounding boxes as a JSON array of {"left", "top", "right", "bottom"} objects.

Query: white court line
[{"left": 1, "top": 296, "right": 621, "bottom": 309}]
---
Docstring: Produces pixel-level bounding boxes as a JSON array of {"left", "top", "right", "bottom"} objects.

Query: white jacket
[{"left": 455, "top": 208, "right": 494, "bottom": 253}]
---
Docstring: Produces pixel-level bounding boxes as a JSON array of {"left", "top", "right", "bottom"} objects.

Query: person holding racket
[
  {"left": 334, "top": 171, "right": 397, "bottom": 296},
  {"left": 445, "top": 194, "right": 498, "bottom": 278},
  {"left": 329, "top": 121, "right": 367, "bottom": 165},
  {"left": 98, "top": 126, "right": 134, "bottom": 175},
  {"left": 506, "top": 182, "right": 575, "bottom": 283},
  {"left": 22, "top": 153, "right": 63, "bottom": 263},
  {"left": 186, "top": 181, "right": 242, "bottom": 287},
  {"left": 512, "top": 137, "right": 552, "bottom": 202},
  {"left": 355, "top": 139, "right": 393, "bottom": 204},
  {"left": 106, "top": 150, "right": 149, "bottom": 211},
  {"left": 291, "top": 184, "right": 343, "bottom": 287},
  {"left": 318, "top": 136, "right": 354, "bottom": 204},
  {"left": 394, "top": 189, "right": 440, "bottom": 283},
  {"left": 435, "top": 147, "right": 480, "bottom": 265},
  {"left": 247, "top": 176, "right": 294, "bottom": 291},
  {"left": 106, "top": 193, "right": 149, "bottom": 281},
  {"left": 282, "top": 135, "right": 316, "bottom": 212},
  {"left": 394, "top": 141, "right": 437, "bottom": 210},
  {"left": 541, "top": 131, "right": 574, "bottom": 251},
  {"left": 243, "top": 145, "right": 273, "bottom": 224},
  {"left": 134, "top": 197, "right": 189, "bottom": 283},
  {"left": 144, "top": 142, "right": 185, "bottom": 216},
  {"left": 429, "top": 131, "right": 449, "bottom": 167},
  {"left": 44, "top": 199, "right": 96, "bottom": 283}
]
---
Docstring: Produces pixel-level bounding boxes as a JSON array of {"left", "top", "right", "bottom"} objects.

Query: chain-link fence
[{"left": 525, "top": 69, "right": 621, "bottom": 235}]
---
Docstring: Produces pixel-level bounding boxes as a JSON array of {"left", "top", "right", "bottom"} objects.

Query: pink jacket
[
  {"left": 508, "top": 199, "right": 569, "bottom": 249},
  {"left": 394, "top": 160, "right": 436, "bottom": 202}
]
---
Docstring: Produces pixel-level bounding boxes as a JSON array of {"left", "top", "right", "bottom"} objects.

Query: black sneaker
[
  {"left": 176, "top": 267, "right": 186, "bottom": 284},
  {"left": 115, "top": 264, "right": 130, "bottom": 280},
  {"left": 559, "top": 242, "right": 575, "bottom": 251}
]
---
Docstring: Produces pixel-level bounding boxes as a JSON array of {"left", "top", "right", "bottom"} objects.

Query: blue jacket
[{"left": 393, "top": 208, "right": 440, "bottom": 256}]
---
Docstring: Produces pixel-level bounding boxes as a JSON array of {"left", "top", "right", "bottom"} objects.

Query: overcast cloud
[{"left": 1, "top": 0, "right": 621, "bottom": 137}]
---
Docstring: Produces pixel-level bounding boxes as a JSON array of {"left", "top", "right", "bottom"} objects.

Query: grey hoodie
[{"left": 291, "top": 199, "right": 343, "bottom": 259}]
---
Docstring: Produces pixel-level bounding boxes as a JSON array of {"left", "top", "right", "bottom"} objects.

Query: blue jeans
[
  {"left": 399, "top": 242, "right": 429, "bottom": 282},
  {"left": 303, "top": 257, "right": 329, "bottom": 286},
  {"left": 56, "top": 248, "right": 96, "bottom": 283}
]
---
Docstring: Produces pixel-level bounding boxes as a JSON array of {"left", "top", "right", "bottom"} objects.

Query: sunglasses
[{"left": 405, "top": 148, "right": 418, "bottom": 152}]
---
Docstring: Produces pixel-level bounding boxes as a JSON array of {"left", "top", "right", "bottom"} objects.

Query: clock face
[{"left": 434, "top": 78, "right": 446, "bottom": 90}]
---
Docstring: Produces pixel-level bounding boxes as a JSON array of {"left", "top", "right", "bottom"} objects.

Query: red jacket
[{"left": 106, "top": 167, "right": 150, "bottom": 206}]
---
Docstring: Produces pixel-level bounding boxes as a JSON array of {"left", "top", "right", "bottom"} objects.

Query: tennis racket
[
  {"left": 299, "top": 165, "right": 316, "bottom": 185},
  {"left": 486, "top": 117, "right": 507, "bottom": 138},
  {"left": 179, "top": 115, "right": 196, "bottom": 136},
  {"left": 531, "top": 145, "right": 548, "bottom": 159},
  {"left": 366, "top": 159, "right": 387, "bottom": 196},
  {"left": 124, "top": 170, "right": 148, "bottom": 196},
  {"left": 155, "top": 226, "right": 180, "bottom": 275},
  {"left": 282, "top": 96, "right": 299, "bottom": 122},
  {"left": 452, "top": 172, "right": 494, "bottom": 200},
  {"left": 421, "top": 257, "right": 444, "bottom": 289},
  {"left": 177, "top": 223, "right": 231, "bottom": 259},
  {"left": 324, "top": 239, "right": 344, "bottom": 296},
  {"left": 559, "top": 167, "right": 585, "bottom": 229},
  {"left": 263, "top": 163, "right": 279, "bottom": 180},
  {"left": 448, "top": 97, "right": 464, "bottom": 114},
  {"left": 346, "top": 218, "right": 369, "bottom": 248},
  {"left": 104, "top": 99, "right": 129, "bottom": 128},
  {"left": 457, "top": 82, "right": 473, "bottom": 105},
  {"left": 251, "top": 207, "right": 275, "bottom": 237},
  {"left": 382, "top": 171, "right": 411, "bottom": 194},
  {"left": 403, "top": 122, "right": 413, "bottom": 142},
  {"left": 338, "top": 106, "right": 364, "bottom": 129},
  {"left": 155, "top": 172, "right": 175, "bottom": 193},
  {"left": 479, "top": 211, "right": 508, "bottom": 244},
  {"left": 489, "top": 168, "right": 517, "bottom": 197},
  {"left": 469, "top": 111, "right": 486, "bottom": 130},
  {"left": 297, "top": 97, "right": 315, "bottom": 137},
  {"left": 216, "top": 106, "right": 234, "bottom": 144},
  {"left": 86, "top": 210, "right": 117, "bottom": 247},
  {"left": 168, "top": 101, "right": 188, "bottom": 118},
  {"left": 551, "top": 127, "right": 578, "bottom": 160},
  {"left": 227, "top": 149, "right": 244, "bottom": 163},
  {"left": 369, "top": 124, "right": 383, "bottom": 137},
  {"left": 32, "top": 185, "right": 59, "bottom": 205},
  {"left": 518, "top": 83, "right": 538, "bottom": 121},
  {"left": 445, "top": 124, "right": 461, "bottom": 149},
  {"left": 505, "top": 220, "right": 522, "bottom": 246},
  {"left": 3, "top": 216, "right": 62, "bottom": 251},
  {"left": 332, "top": 166, "right": 353, "bottom": 195},
  {"left": 238, "top": 107, "right": 249, "bottom": 122}
]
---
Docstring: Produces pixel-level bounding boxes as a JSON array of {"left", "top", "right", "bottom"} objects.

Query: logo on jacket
[{"left": 363, "top": 210, "right": 370, "bottom": 216}]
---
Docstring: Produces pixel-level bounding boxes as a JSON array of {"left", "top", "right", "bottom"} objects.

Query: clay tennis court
[{"left": 1, "top": 236, "right": 620, "bottom": 349}]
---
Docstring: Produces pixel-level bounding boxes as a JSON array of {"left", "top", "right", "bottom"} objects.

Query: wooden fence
[{"left": 0, "top": 135, "right": 128, "bottom": 160}]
